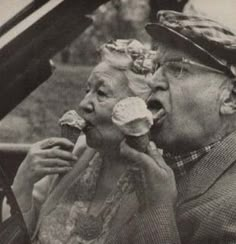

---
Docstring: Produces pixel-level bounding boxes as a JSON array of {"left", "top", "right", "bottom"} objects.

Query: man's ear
[{"left": 220, "top": 79, "right": 236, "bottom": 115}]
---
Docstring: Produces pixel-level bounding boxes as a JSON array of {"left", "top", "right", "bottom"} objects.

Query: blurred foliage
[
  {"left": 57, "top": 0, "right": 151, "bottom": 65},
  {"left": 0, "top": 65, "right": 92, "bottom": 143}
]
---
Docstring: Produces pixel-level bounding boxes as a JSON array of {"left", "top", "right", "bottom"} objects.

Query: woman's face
[{"left": 79, "top": 62, "right": 133, "bottom": 150}]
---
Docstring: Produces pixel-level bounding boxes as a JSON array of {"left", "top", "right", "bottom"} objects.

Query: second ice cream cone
[
  {"left": 126, "top": 133, "right": 149, "bottom": 153},
  {"left": 112, "top": 97, "right": 153, "bottom": 210}
]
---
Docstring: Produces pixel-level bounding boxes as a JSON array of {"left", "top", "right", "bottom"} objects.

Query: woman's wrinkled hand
[
  {"left": 120, "top": 141, "right": 177, "bottom": 207},
  {"left": 16, "top": 137, "right": 78, "bottom": 187}
]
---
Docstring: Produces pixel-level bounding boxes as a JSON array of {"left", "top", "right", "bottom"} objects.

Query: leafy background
[{"left": 0, "top": 65, "right": 91, "bottom": 143}]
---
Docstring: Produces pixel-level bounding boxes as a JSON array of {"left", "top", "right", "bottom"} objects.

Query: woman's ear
[{"left": 220, "top": 79, "right": 236, "bottom": 115}]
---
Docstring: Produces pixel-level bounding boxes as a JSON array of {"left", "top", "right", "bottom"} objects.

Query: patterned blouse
[{"left": 33, "top": 153, "right": 139, "bottom": 244}]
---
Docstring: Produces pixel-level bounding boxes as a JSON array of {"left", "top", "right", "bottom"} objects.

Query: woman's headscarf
[{"left": 98, "top": 39, "right": 157, "bottom": 100}]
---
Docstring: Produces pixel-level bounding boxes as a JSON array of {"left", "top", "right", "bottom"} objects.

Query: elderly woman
[{"left": 10, "top": 39, "right": 157, "bottom": 244}]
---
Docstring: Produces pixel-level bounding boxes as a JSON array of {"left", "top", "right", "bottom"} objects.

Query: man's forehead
[{"left": 154, "top": 40, "right": 200, "bottom": 63}]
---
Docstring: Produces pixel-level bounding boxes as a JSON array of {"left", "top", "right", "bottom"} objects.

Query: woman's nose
[{"left": 79, "top": 94, "right": 94, "bottom": 114}]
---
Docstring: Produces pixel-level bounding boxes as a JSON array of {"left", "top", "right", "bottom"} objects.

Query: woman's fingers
[
  {"left": 38, "top": 166, "right": 73, "bottom": 175},
  {"left": 38, "top": 158, "right": 73, "bottom": 168},
  {"left": 41, "top": 148, "right": 78, "bottom": 161},
  {"left": 19, "top": 137, "right": 78, "bottom": 184},
  {"left": 37, "top": 137, "right": 75, "bottom": 150}
]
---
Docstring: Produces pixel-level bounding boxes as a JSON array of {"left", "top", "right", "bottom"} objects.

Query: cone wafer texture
[
  {"left": 59, "top": 110, "right": 86, "bottom": 144},
  {"left": 126, "top": 134, "right": 149, "bottom": 153},
  {"left": 61, "top": 124, "right": 81, "bottom": 144}
]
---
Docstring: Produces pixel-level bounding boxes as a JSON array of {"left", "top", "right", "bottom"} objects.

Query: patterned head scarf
[
  {"left": 146, "top": 10, "right": 236, "bottom": 77},
  {"left": 98, "top": 39, "right": 157, "bottom": 100}
]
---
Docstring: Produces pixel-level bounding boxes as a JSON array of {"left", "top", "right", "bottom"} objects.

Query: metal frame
[{"left": 0, "top": 0, "right": 108, "bottom": 119}]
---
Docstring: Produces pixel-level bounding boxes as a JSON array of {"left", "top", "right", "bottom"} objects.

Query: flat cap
[{"left": 146, "top": 10, "right": 236, "bottom": 77}]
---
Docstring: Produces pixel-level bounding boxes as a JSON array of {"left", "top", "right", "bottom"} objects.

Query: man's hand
[
  {"left": 15, "top": 137, "right": 77, "bottom": 188},
  {"left": 121, "top": 141, "right": 177, "bottom": 207}
]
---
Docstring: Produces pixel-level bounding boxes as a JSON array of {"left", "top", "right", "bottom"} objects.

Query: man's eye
[
  {"left": 167, "top": 63, "right": 182, "bottom": 74},
  {"left": 85, "top": 88, "right": 90, "bottom": 94}
]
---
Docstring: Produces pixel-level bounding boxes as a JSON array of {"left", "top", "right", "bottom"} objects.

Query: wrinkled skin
[
  {"left": 121, "top": 41, "right": 234, "bottom": 206},
  {"left": 79, "top": 62, "right": 134, "bottom": 152}
]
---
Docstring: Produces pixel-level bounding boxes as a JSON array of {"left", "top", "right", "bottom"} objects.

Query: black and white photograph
[{"left": 0, "top": 0, "right": 236, "bottom": 243}]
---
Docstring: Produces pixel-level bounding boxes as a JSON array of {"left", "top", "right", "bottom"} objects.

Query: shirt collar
[{"left": 163, "top": 142, "right": 219, "bottom": 178}]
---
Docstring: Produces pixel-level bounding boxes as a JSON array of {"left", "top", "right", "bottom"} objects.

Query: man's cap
[{"left": 146, "top": 10, "right": 236, "bottom": 77}]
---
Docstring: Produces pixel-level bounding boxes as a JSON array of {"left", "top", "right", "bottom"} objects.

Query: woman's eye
[{"left": 97, "top": 90, "right": 107, "bottom": 97}]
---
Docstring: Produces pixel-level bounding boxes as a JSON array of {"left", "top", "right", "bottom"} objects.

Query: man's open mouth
[{"left": 147, "top": 100, "right": 166, "bottom": 126}]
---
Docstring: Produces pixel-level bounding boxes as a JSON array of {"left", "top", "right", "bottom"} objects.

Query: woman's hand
[
  {"left": 15, "top": 137, "right": 77, "bottom": 188},
  {"left": 120, "top": 141, "right": 177, "bottom": 207}
]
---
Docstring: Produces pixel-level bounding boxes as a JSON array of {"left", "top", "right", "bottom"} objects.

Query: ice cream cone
[
  {"left": 59, "top": 110, "right": 86, "bottom": 144},
  {"left": 112, "top": 97, "right": 153, "bottom": 210},
  {"left": 126, "top": 133, "right": 149, "bottom": 153},
  {"left": 112, "top": 97, "right": 153, "bottom": 137},
  {"left": 57, "top": 110, "right": 86, "bottom": 178},
  {"left": 61, "top": 124, "right": 81, "bottom": 144}
]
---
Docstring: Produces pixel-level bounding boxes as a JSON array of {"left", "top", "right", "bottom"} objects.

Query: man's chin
[
  {"left": 150, "top": 127, "right": 170, "bottom": 150},
  {"left": 150, "top": 125, "right": 163, "bottom": 140}
]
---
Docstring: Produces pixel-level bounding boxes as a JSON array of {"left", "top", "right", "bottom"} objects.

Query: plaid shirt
[
  {"left": 163, "top": 142, "right": 218, "bottom": 177},
  {"left": 106, "top": 131, "right": 236, "bottom": 244}
]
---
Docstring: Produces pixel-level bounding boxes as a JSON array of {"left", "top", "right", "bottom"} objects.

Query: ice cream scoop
[
  {"left": 59, "top": 110, "right": 86, "bottom": 144},
  {"left": 112, "top": 96, "right": 153, "bottom": 152}
]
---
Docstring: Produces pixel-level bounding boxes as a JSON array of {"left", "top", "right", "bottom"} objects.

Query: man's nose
[
  {"left": 148, "top": 69, "right": 169, "bottom": 91},
  {"left": 79, "top": 94, "right": 94, "bottom": 114}
]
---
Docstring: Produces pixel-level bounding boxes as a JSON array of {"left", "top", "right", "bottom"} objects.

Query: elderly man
[{"left": 118, "top": 10, "right": 236, "bottom": 244}]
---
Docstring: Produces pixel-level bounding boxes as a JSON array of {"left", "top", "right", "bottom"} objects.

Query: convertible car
[{"left": 0, "top": 0, "right": 186, "bottom": 243}]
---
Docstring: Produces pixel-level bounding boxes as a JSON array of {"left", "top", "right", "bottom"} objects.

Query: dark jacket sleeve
[{"left": 132, "top": 203, "right": 181, "bottom": 244}]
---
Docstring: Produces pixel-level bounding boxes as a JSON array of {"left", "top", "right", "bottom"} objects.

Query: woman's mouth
[{"left": 83, "top": 120, "right": 94, "bottom": 133}]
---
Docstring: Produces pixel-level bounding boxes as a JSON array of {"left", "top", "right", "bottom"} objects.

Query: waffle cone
[
  {"left": 126, "top": 133, "right": 149, "bottom": 153},
  {"left": 61, "top": 124, "right": 81, "bottom": 144}
]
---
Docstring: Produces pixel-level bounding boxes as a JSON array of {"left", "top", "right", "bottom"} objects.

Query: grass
[{"left": 0, "top": 64, "right": 92, "bottom": 143}]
